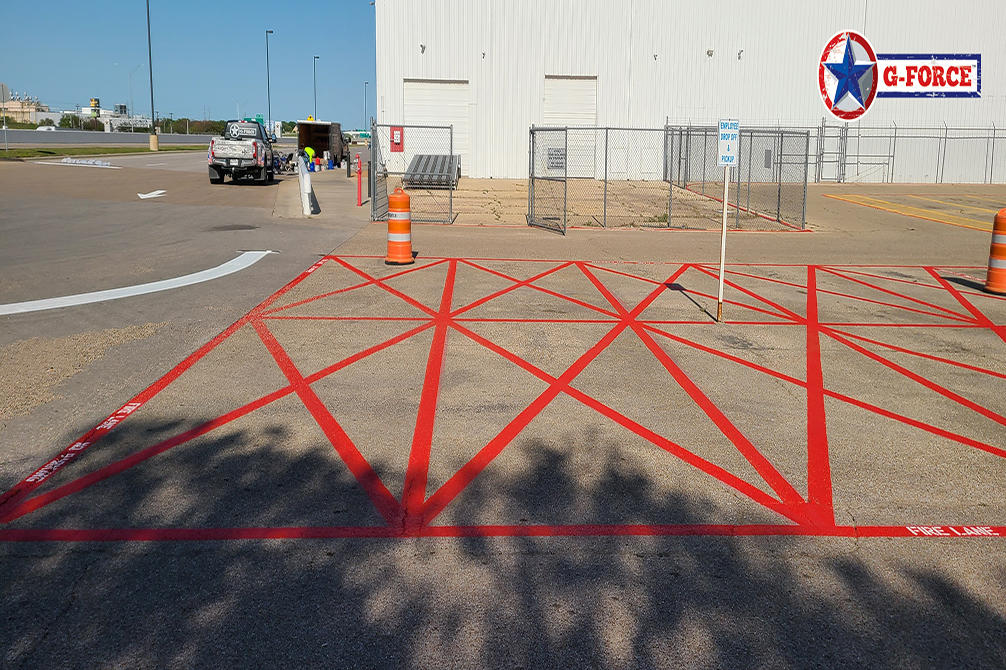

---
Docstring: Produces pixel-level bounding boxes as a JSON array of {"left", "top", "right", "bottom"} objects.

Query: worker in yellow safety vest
[{"left": 303, "top": 146, "right": 316, "bottom": 163}]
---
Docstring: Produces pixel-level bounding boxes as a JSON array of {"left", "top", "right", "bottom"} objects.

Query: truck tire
[
  {"left": 208, "top": 166, "right": 224, "bottom": 184},
  {"left": 257, "top": 167, "right": 269, "bottom": 184}
]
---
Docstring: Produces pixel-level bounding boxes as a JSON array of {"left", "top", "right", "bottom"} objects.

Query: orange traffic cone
[
  {"left": 386, "top": 187, "right": 414, "bottom": 265},
  {"left": 986, "top": 208, "right": 1006, "bottom": 294}
]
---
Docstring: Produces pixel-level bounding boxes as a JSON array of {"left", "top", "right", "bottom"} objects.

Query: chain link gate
[
  {"left": 371, "top": 121, "right": 455, "bottom": 224},
  {"left": 528, "top": 125, "right": 809, "bottom": 233}
]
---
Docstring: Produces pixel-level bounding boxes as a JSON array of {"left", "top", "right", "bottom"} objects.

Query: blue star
[{"left": 825, "top": 35, "right": 874, "bottom": 109}]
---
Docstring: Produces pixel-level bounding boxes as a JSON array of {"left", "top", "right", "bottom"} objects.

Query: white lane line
[
  {"left": 137, "top": 189, "right": 167, "bottom": 199},
  {"left": 146, "top": 162, "right": 167, "bottom": 166},
  {"left": 0, "top": 251, "right": 276, "bottom": 316},
  {"left": 33, "top": 161, "right": 122, "bottom": 169}
]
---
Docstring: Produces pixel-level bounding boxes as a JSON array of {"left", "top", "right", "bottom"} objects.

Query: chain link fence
[
  {"left": 528, "top": 125, "right": 809, "bottom": 233},
  {"left": 813, "top": 122, "right": 1004, "bottom": 184},
  {"left": 371, "top": 122, "right": 455, "bottom": 223}
]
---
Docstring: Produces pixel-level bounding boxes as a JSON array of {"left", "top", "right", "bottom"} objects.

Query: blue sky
[{"left": 2, "top": 1, "right": 377, "bottom": 129}]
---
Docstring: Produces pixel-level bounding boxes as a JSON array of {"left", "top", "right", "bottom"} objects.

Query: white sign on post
[
  {"left": 718, "top": 119, "right": 739, "bottom": 167},
  {"left": 716, "top": 119, "right": 740, "bottom": 321}
]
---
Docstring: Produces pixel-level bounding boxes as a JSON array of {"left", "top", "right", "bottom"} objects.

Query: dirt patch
[
  {"left": 0, "top": 322, "right": 165, "bottom": 423},
  {"left": 442, "top": 178, "right": 789, "bottom": 230}
]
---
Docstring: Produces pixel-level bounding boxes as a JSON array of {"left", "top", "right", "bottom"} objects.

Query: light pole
[
  {"left": 2, "top": 85, "right": 8, "bottom": 152},
  {"left": 145, "top": 0, "right": 157, "bottom": 150},
  {"left": 364, "top": 81, "right": 368, "bottom": 130},
  {"left": 313, "top": 55, "right": 319, "bottom": 119},
  {"left": 129, "top": 64, "right": 141, "bottom": 130},
  {"left": 265, "top": 29, "right": 274, "bottom": 133}
]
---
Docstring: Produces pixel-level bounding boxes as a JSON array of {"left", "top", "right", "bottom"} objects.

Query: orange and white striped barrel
[
  {"left": 386, "top": 187, "right": 415, "bottom": 265},
  {"left": 986, "top": 208, "right": 1006, "bottom": 295}
]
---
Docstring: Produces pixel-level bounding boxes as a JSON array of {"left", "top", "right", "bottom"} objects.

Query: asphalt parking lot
[{"left": 1, "top": 152, "right": 1004, "bottom": 668}]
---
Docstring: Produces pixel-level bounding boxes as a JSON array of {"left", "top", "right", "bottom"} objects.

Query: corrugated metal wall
[{"left": 376, "top": 0, "right": 1005, "bottom": 179}]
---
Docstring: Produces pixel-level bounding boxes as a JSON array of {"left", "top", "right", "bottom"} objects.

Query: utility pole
[
  {"left": 265, "top": 29, "right": 274, "bottom": 133},
  {"left": 364, "top": 81, "right": 368, "bottom": 130},
  {"left": 146, "top": 0, "right": 158, "bottom": 150},
  {"left": 313, "top": 55, "right": 320, "bottom": 119},
  {"left": 2, "top": 85, "right": 8, "bottom": 152}
]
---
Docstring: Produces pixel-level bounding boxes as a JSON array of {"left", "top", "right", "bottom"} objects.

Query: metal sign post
[{"left": 716, "top": 119, "right": 739, "bottom": 322}]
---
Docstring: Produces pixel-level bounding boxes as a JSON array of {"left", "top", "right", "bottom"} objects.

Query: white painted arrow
[
  {"left": 0, "top": 251, "right": 275, "bottom": 315},
  {"left": 137, "top": 189, "right": 167, "bottom": 199}
]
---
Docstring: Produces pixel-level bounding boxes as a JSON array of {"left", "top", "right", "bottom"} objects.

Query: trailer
[{"left": 296, "top": 120, "right": 348, "bottom": 164}]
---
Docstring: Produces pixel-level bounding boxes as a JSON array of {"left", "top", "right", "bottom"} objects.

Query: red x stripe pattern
[{"left": 0, "top": 256, "right": 1003, "bottom": 542}]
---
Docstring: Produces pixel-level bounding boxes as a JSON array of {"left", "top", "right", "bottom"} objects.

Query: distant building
[{"left": 0, "top": 85, "right": 51, "bottom": 123}]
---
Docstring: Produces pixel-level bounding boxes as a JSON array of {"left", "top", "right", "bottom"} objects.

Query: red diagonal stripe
[
  {"left": 578, "top": 262, "right": 807, "bottom": 509},
  {"left": 402, "top": 261, "right": 457, "bottom": 524},
  {"left": 818, "top": 266, "right": 974, "bottom": 322},
  {"left": 253, "top": 320, "right": 403, "bottom": 525}
]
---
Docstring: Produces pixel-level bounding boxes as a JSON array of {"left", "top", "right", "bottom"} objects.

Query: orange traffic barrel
[
  {"left": 986, "top": 208, "right": 1006, "bottom": 294},
  {"left": 386, "top": 187, "right": 415, "bottom": 265}
]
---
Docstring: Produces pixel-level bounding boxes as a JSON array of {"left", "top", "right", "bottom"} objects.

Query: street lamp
[
  {"left": 265, "top": 29, "right": 274, "bottom": 133},
  {"left": 313, "top": 55, "right": 319, "bottom": 119},
  {"left": 145, "top": 0, "right": 157, "bottom": 150},
  {"left": 364, "top": 81, "right": 368, "bottom": 130}
]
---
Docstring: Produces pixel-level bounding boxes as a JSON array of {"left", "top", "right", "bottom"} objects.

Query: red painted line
[
  {"left": 817, "top": 322, "right": 983, "bottom": 328},
  {"left": 818, "top": 266, "right": 975, "bottom": 322},
  {"left": 580, "top": 262, "right": 665, "bottom": 286},
  {"left": 262, "top": 316, "right": 430, "bottom": 322},
  {"left": 715, "top": 266, "right": 973, "bottom": 323},
  {"left": 828, "top": 329, "right": 1006, "bottom": 379},
  {"left": 692, "top": 265, "right": 806, "bottom": 323},
  {"left": 0, "top": 526, "right": 400, "bottom": 541},
  {"left": 1, "top": 320, "right": 437, "bottom": 525},
  {"left": 640, "top": 322, "right": 1006, "bottom": 460},
  {"left": 2, "top": 523, "right": 1002, "bottom": 542},
  {"left": 926, "top": 267, "right": 1006, "bottom": 345},
  {"left": 450, "top": 260, "right": 575, "bottom": 317},
  {"left": 642, "top": 320, "right": 795, "bottom": 326},
  {"left": 448, "top": 321, "right": 802, "bottom": 524},
  {"left": 421, "top": 271, "right": 685, "bottom": 525},
  {"left": 823, "top": 328, "right": 1006, "bottom": 428},
  {"left": 330, "top": 257, "right": 984, "bottom": 269},
  {"left": 262, "top": 259, "right": 447, "bottom": 316},
  {"left": 0, "top": 257, "right": 328, "bottom": 518},
  {"left": 677, "top": 287, "right": 799, "bottom": 322},
  {"left": 457, "top": 259, "right": 620, "bottom": 319},
  {"left": 823, "top": 267, "right": 1005, "bottom": 304},
  {"left": 253, "top": 319, "right": 403, "bottom": 525},
  {"left": 330, "top": 257, "right": 439, "bottom": 317},
  {"left": 679, "top": 184, "right": 806, "bottom": 230},
  {"left": 402, "top": 261, "right": 457, "bottom": 526},
  {"left": 577, "top": 262, "right": 807, "bottom": 512},
  {"left": 454, "top": 318, "right": 620, "bottom": 324},
  {"left": 1, "top": 386, "right": 296, "bottom": 524},
  {"left": 804, "top": 267, "right": 835, "bottom": 526}
]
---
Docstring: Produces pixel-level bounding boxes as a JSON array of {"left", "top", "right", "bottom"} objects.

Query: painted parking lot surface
[{"left": 1, "top": 255, "right": 1003, "bottom": 541}]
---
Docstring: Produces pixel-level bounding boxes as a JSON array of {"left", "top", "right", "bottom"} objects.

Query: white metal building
[{"left": 375, "top": 0, "right": 1005, "bottom": 179}]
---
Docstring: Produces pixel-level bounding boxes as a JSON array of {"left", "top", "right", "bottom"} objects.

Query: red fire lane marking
[
  {"left": 0, "top": 256, "right": 330, "bottom": 519},
  {"left": 402, "top": 261, "right": 458, "bottom": 525},
  {"left": 804, "top": 268, "right": 835, "bottom": 526},
  {"left": 0, "top": 524, "right": 1001, "bottom": 543},
  {"left": 575, "top": 262, "right": 808, "bottom": 513},
  {"left": 252, "top": 319, "right": 404, "bottom": 526},
  {"left": 447, "top": 320, "right": 803, "bottom": 524},
  {"left": 926, "top": 267, "right": 1006, "bottom": 345},
  {"left": 419, "top": 266, "right": 691, "bottom": 526}
]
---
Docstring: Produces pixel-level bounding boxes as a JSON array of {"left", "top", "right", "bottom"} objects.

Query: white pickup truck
[{"left": 207, "top": 120, "right": 276, "bottom": 184}]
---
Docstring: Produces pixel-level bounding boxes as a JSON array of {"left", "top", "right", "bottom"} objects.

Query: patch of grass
[{"left": 0, "top": 146, "right": 206, "bottom": 160}]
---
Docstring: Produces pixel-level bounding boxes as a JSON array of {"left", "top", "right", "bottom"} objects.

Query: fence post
[
  {"left": 802, "top": 130, "right": 810, "bottom": 229},
  {"left": 991, "top": 123, "right": 997, "bottom": 184},
  {"left": 563, "top": 127, "right": 568, "bottom": 233},
  {"left": 666, "top": 125, "right": 673, "bottom": 228},
  {"left": 449, "top": 124, "right": 454, "bottom": 224},
  {"left": 746, "top": 130, "right": 752, "bottom": 213},
  {"left": 891, "top": 121, "right": 898, "bottom": 183},
  {"left": 734, "top": 130, "right": 741, "bottom": 229},
  {"left": 528, "top": 126, "right": 534, "bottom": 226},
  {"left": 701, "top": 129, "right": 708, "bottom": 194},
  {"left": 603, "top": 127, "right": 608, "bottom": 228},
  {"left": 775, "top": 132, "right": 783, "bottom": 222}
]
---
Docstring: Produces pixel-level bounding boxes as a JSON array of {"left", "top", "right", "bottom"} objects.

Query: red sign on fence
[{"left": 390, "top": 126, "right": 404, "bottom": 152}]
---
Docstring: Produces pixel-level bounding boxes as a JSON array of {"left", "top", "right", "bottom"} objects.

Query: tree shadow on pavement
[{"left": 1, "top": 417, "right": 1004, "bottom": 669}]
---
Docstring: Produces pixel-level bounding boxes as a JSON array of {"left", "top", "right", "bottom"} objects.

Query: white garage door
[
  {"left": 543, "top": 76, "right": 599, "bottom": 178},
  {"left": 543, "top": 76, "right": 597, "bottom": 126},
  {"left": 403, "top": 79, "right": 470, "bottom": 175}
]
